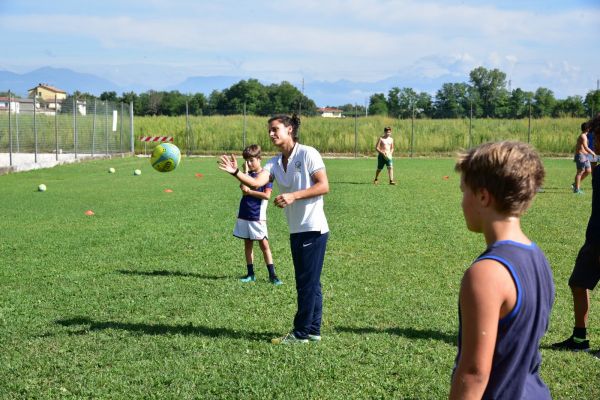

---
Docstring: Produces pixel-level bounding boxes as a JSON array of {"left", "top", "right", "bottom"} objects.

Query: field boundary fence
[{"left": 0, "top": 91, "right": 134, "bottom": 171}]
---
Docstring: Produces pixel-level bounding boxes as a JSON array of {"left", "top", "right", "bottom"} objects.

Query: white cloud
[{"left": 0, "top": 0, "right": 598, "bottom": 97}]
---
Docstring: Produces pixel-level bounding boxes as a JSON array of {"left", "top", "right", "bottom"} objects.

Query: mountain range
[{"left": 0, "top": 66, "right": 467, "bottom": 106}]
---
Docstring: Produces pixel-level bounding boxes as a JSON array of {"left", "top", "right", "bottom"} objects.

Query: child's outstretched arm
[
  {"left": 242, "top": 186, "right": 272, "bottom": 200},
  {"left": 449, "top": 259, "right": 515, "bottom": 400},
  {"left": 218, "top": 154, "right": 270, "bottom": 188}
]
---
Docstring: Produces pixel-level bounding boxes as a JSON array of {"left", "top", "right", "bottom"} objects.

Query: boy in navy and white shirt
[{"left": 233, "top": 145, "right": 282, "bottom": 285}]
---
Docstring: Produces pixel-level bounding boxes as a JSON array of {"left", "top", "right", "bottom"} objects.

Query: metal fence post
[
  {"left": 185, "top": 100, "right": 190, "bottom": 156},
  {"left": 242, "top": 101, "right": 246, "bottom": 149},
  {"left": 15, "top": 101, "right": 19, "bottom": 152},
  {"left": 528, "top": 100, "right": 531, "bottom": 143},
  {"left": 55, "top": 94, "right": 59, "bottom": 160},
  {"left": 92, "top": 98, "right": 97, "bottom": 156},
  {"left": 34, "top": 96, "right": 38, "bottom": 163},
  {"left": 105, "top": 101, "right": 109, "bottom": 155},
  {"left": 410, "top": 104, "right": 415, "bottom": 158},
  {"left": 120, "top": 102, "right": 124, "bottom": 153},
  {"left": 354, "top": 104, "right": 358, "bottom": 157},
  {"left": 73, "top": 97, "right": 78, "bottom": 158},
  {"left": 469, "top": 100, "right": 473, "bottom": 148},
  {"left": 130, "top": 102, "right": 134, "bottom": 154},
  {"left": 8, "top": 90, "right": 12, "bottom": 166}
]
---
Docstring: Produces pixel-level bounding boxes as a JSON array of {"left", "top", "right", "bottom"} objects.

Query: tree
[
  {"left": 416, "top": 92, "right": 433, "bottom": 118},
  {"left": 507, "top": 88, "right": 532, "bottom": 119},
  {"left": 532, "top": 87, "right": 556, "bottom": 118},
  {"left": 387, "top": 87, "right": 418, "bottom": 118},
  {"left": 386, "top": 87, "right": 401, "bottom": 117},
  {"left": 146, "top": 90, "right": 164, "bottom": 116},
  {"left": 469, "top": 67, "right": 509, "bottom": 117},
  {"left": 188, "top": 93, "right": 206, "bottom": 115},
  {"left": 206, "top": 90, "right": 226, "bottom": 115},
  {"left": 434, "top": 83, "right": 470, "bottom": 118},
  {"left": 159, "top": 91, "right": 187, "bottom": 116},
  {"left": 553, "top": 95, "right": 585, "bottom": 118},
  {"left": 100, "top": 91, "right": 118, "bottom": 102},
  {"left": 267, "top": 81, "right": 311, "bottom": 115},
  {"left": 221, "top": 79, "right": 269, "bottom": 115},
  {"left": 584, "top": 90, "right": 600, "bottom": 117},
  {"left": 120, "top": 91, "right": 138, "bottom": 107},
  {"left": 368, "top": 93, "right": 388, "bottom": 116}
]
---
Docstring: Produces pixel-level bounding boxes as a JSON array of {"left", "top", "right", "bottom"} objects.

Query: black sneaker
[{"left": 551, "top": 335, "right": 590, "bottom": 352}]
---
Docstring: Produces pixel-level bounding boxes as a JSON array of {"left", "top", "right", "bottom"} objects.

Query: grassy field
[{"left": 0, "top": 156, "right": 598, "bottom": 399}]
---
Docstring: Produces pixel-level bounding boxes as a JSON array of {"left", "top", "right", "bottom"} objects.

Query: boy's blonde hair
[
  {"left": 242, "top": 144, "right": 261, "bottom": 160},
  {"left": 455, "top": 141, "right": 545, "bottom": 216}
]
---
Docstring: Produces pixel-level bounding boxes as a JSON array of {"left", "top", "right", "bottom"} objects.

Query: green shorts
[{"left": 377, "top": 153, "right": 393, "bottom": 169}]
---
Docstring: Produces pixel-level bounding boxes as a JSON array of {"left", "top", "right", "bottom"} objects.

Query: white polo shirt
[{"left": 263, "top": 143, "right": 329, "bottom": 234}]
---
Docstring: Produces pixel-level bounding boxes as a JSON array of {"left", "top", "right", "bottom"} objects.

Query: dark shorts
[
  {"left": 569, "top": 241, "right": 600, "bottom": 290},
  {"left": 377, "top": 153, "right": 393, "bottom": 170},
  {"left": 575, "top": 153, "right": 591, "bottom": 170}
]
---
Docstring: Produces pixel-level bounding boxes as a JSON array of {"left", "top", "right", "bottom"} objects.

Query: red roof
[{"left": 28, "top": 83, "right": 66, "bottom": 94}]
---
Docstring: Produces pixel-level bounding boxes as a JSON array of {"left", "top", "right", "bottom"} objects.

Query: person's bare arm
[
  {"left": 273, "top": 169, "right": 329, "bottom": 208},
  {"left": 449, "top": 259, "right": 515, "bottom": 400},
  {"left": 242, "top": 187, "right": 272, "bottom": 200},
  {"left": 582, "top": 135, "right": 596, "bottom": 156},
  {"left": 375, "top": 138, "right": 385, "bottom": 155},
  {"left": 218, "top": 154, "right": 270, "bottom": 188}
]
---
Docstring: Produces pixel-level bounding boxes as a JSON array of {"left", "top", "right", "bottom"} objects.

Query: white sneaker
[
  {"left": 308, "top": 334, "right": 322, "bottom": 342},
  {"left": 271, "top": 332, "right": 309, "bottom": 345}
]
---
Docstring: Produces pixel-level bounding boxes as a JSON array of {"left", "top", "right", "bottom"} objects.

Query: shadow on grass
[
  {"left": 330, "top": 181, "right": 374, "bottom": 185},
  {"left": 117, "top": 269, "right": 230, "bottom": 280},
  {"left": 335, "top": 326, "right": 456, "bottom": 346},
  {"left": 55, "top": 317, "right": 275, "bottom": 341}
]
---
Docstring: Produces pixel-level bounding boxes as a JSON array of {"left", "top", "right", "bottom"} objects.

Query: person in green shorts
[{"left": 373, "top": 126, "right": 396, "bottom": 185}]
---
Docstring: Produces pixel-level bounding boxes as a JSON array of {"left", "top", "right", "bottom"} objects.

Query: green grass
[{"left": 0, "top": 156, "right": 598, "bottom": 399}]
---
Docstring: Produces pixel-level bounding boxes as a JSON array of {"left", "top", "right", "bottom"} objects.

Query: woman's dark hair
[{"left": 268, "top": 113, "right": 301, "bottom": 142}]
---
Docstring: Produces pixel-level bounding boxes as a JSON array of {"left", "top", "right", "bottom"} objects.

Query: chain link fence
[{"left": 0, "top": 93, "right": 134, "bottom": 169}]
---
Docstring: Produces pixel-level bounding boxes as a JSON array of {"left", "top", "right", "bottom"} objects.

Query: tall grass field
[
  {"left": 135, "top": 115, "right": 583, "bottom": 155},
  {"left": 0, "top": 156, "right": 598, "bottom": 399}
]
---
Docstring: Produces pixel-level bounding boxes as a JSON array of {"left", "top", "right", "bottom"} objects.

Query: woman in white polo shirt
[{"left": 218, "top": 113, "right": 330, "bottom": 344}]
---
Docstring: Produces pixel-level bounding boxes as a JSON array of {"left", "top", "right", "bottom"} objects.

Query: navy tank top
[{"left": 454, "top": 241, "right": 555, "bottom": 399}]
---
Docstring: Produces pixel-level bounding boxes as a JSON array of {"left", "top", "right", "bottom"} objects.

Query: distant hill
[
  {"left": 0, "top": 67, "right": 123, "bottom": 97},
  {"left": 0, "top": 66, "right": 469, "bottom": 106}
]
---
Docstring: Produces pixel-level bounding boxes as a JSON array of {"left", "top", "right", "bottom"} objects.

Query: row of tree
[
  {"left": 368, "top": 67, "right": 600, "bottom": 119},
  {"left": 49, "top": 67, "right": 600, "bottom": 119}
]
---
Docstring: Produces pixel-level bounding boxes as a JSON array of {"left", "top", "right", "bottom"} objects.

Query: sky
[{"left": 1, "top": 0, "right": 599, "bottom": 99}]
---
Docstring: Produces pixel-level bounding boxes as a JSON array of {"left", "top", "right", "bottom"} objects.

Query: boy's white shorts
[{"left": 233, "top": 219, "right": 268, "bottom": 241}]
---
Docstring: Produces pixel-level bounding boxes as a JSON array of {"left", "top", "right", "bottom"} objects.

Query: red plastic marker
[
  {"left": 84, "top": 210, "right": 95, "bottom": 216},
  {"left": 443, "top": 176, "right": 449, "bottom": 180},
  {"left": 164, "top": 189, "right": 173, "bottom": 193},
  {"left": 195, "top": 173, "right": 204, "bottom": 179}
]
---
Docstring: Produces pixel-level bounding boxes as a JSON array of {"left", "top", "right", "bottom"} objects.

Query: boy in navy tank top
[{"left": 450, "top": 141, "right": 554, "bottom": 399}]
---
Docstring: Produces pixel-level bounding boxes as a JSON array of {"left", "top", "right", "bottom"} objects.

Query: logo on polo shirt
[{"left": 295, "top": 161, "right": 302, "bottom": 171}]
